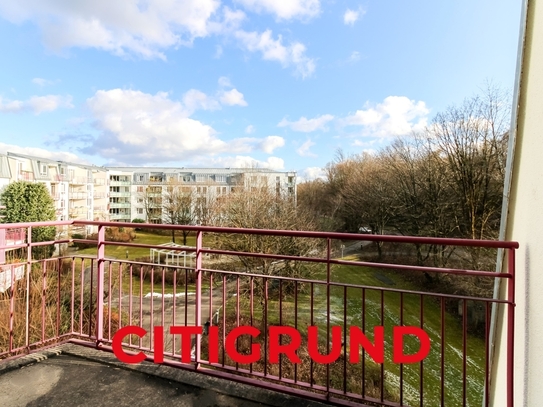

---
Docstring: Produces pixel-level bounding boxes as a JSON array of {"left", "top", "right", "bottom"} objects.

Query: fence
[{"left": 0, "top": 220, "right": 517, "bottom": 407}]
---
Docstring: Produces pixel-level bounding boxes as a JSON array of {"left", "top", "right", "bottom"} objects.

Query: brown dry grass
[{"left": 199, "top": 312, "right": 400, "bottom": 404}]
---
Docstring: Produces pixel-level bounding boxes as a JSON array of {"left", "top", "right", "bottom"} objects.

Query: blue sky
[{"left": 0, "top": 0, "right": 522, "bottom": 181}]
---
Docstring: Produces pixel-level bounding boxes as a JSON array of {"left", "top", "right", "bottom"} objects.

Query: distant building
[
  {"left": 0, "top": 152, "right": 296, "bottom": 228},
  {"left": 107, "top": 167, "right": 297, "bottom": 224}
]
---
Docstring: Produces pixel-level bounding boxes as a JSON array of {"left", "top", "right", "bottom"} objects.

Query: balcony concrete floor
[{"left": 0, "top": 345, "right": 330, "bottom": 407}]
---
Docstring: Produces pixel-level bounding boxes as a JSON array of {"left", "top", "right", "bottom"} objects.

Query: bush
[
  {"left": 72, "top": 227, "right": 137, "bottom": 249},
  {"left": 131, "top": 218, "right": 145, "bottom": 231}
]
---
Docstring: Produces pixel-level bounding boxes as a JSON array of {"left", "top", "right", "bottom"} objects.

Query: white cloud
[
  {"left": 214, "top": 44, "right": 223, "bottom": 58},
  {"left": 0, "top": 0, "right": 222, "bottom": 59},
  {"left": 0, "top": 142, "right": 89, "bottom": 164},
  {"left": 235, "top": 29, "right": 315, "bottom": 78},
  {"left": 218, "top": 76, "right": 232, "bottom": 88},
  {"left": 0, "top": 2, "right": 317, "bottom": 77},
  {"left": 0, "top": 94, "right": 73, "bottom": 114},
  {"left": 234, "top": 0, "right": 320, "bottom": 21},
  {"left": 343, "top": 7, "right": 365, "bottom": 26},
  {"left": 296, "top": 139, "right": 317, "bottom": 157},
  {"left": 182, "top": 84, "right": 248, "bottom": 113},
  {"left": 245, "top": 124, "right": 255, "bottom": 134},
  {"left": 278, "top": 114, "right": 334, "bottom": 132},
  {"left": 259, "top": 135, "right": 285, "bottom": 153},
  {"left": 80, "top": 88, "right": 267, "bottom": 164},
  {"left": 348, "top": 51, "right": 361, "bottom": 62},
  {"left": 207, "top": 155, "right": 284, "bottom": 169},
  {"left": 219, "top": 88, "right": 247, "bottom": 106},
  {"left": 182, "top": 89, "right": 221, "bottom": 113},
  {"left": 299, "top": 166, "right": 326, "bottom": 182},
  {"left": 32, "top": 77, "right": 54, "bottom": 86},
  {"left": 342, "top": 96, "right": 429, "bottom": 137}
]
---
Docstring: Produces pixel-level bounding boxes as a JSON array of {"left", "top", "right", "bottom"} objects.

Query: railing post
[
  {"left": 0, "top": 228, "right": 5, "bottom": 264},
  {"left": 25, "top": 227, "right": 32, "bottom": 349},
  {"left": 507, "top": 248, "right": 515, "bottom": 407},
  {"left": 195, "top": 230, "right": 203, "bottom": 364},
  {"left": 96, "top": 224, "right": 105, "bottom": 344},
  {"left": 326, "top": 237, "right": 331, "bottom": 400}
]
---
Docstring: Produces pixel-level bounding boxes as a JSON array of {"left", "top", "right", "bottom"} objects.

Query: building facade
[
  {"left": 108, "top": 167, "right": 297, "bottom": 224},
  {"left": 0, "top": 152, "right": 297, "bottom": 228}
]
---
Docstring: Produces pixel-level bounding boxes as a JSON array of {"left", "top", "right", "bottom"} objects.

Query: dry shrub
[
  {"left": 1, "top": 258, "right": 125, "bottom": 358},
  {"left": 200, "top": 312, "right": 399, "bottom": 404},
  {"left": 75, "top": 227, "right": 137, "bottom": 249}
]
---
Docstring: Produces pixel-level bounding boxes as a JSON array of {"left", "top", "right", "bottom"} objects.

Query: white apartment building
[
  {"left": 1, "top": 152, "right": 109, "bottom": 234},
  {"left": 108, "top": 167, "right": 297, "bottom": 224},
  {"left": 0, "top": 152, "right": 297, "bottom": 227}
]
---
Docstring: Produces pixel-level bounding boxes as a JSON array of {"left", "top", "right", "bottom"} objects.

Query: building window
[
  {"left": 39, "top": 162, "right": 47, "bottom": 175},
  {"left": 137, "top": 208, "right": 143, "bottom": 214},
  {"left": 137, "top": 186, "right": 144, "bottom": 193}
]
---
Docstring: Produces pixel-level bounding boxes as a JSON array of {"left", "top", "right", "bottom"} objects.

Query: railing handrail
[
  {"left": 0, "top": 219, "right": 519, "bottom": 249},
  {"left": 70, "top": 220, "right": 520, "bottom": 249}
]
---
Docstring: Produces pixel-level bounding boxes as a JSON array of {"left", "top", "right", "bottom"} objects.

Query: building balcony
[
  {"left": 69, "top": 208, "right": 89, "bottom": 217},
  {"left": 71, "top": 176, "right": 92, "bottom": 185},
  {"left": 109, "top": 192, "right": 131, "bottom": 197},
  {"left": 93, "top": 205, "right": 107, "bottom": 212},
  {"left": 109, "top": 202, "right": 131, "bottom": 209},
  {"left": 0, "top": 221, "right": 518, "bottom": 407},
  {"left": 18, "top": 171, "right": 34, "bottom": 181},
  {"left": 69, "top": 192, "right": 87, "bottom": 200},
  {"left": 110, "top": 180, "right": 131, "bottom": 186},
  {"left": 93, "top": 192, "right": 107, "bottom": 199},
  {"left": 109, "top": 213, "right": 131, "bottom": 220}
]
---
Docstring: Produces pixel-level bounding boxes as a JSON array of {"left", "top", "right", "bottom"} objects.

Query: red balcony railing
[
  {"left": 0, "top": 221, "right": 517, "bottom": 406},
  {"left": 18, "top": 171, "right": 34, "bottom": 181}
]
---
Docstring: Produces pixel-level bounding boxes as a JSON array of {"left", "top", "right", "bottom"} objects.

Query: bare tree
[
  {"left": 428, "top": 86, "right": 509, "bottom": 270},
  {"left": 163, "top": 182, "right": 195, "bottom": 244},
  {"left": 213, "top": 178, "right": 323, "bottom": 294},
  {"left": 138, "top": 186, "right": 163, "bottom": 224},
  {"left": 377, "top": 136, "right": 457, "bottom": 271}
]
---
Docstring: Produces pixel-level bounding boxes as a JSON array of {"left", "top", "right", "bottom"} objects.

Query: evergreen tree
[{"left": 1, "top": 181, "right": 56, "bottom": 258}]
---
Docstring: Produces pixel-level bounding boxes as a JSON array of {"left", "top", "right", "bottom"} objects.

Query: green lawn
[
  {"left": 220, "top": 256, "right": 487, "bottom": 407},
  {"left": 74, "top": 231, "right": 200, "bottom": 260}
]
